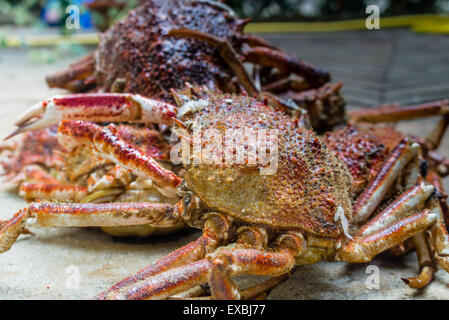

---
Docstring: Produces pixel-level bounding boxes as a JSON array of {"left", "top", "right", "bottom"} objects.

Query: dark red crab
[{"left": 46, "top": 0, "right": 344, "bottom": 132}]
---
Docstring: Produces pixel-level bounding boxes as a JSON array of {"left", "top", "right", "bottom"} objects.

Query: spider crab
[
  {"left": 1, "top": 86, "right": 449, "bottom": 299},
  {"left": 45, "top": 0, "right": 345, "bottom": 132},
  {"left": 0, "top": 0, "right": 345, "bottom": 237}
]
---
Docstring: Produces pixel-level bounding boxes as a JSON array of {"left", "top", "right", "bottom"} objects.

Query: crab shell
[
  {"left": 97, "top": 0, "right": 244, "bottom": 102},
  {"left": 178, "top": 94, "right": 353, "bottom": 237}
]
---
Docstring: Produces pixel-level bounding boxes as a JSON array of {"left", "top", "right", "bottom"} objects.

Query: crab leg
[
  {"left": 243, "top": 46, "right": 330, "bottom": 88},
  {"left": 357, "top": 183, "right": 435, "bottom": 237},
  {"left": 401, "top": 233, "right": 435, "bottom": 289},
  {"left": 46, "top": 52, "right": 96, "bottom": 91},
  {"left": 425, "top": 114, "right": 449, "bottom": 150},
  {"left": 426, "top": 171, "right": 449, "bottom": 225},
  {"left": 58, "top": 120, "right": 182, "bottom": 197},
  {"left": 239, "top": 34, "right": 279, "bottom": 50},
  {"left": 107, "top": 259, "right": 211, "bottom": 300},
  {"left": 19, "top": 183, "right": 88, "bottom": 202},
  {"left": 168, "top": 28, "right": 258, "bottom": 96},
  {"left": 428, "top": 151, "right": 449, "bottom": 177},
  {"left": 337, "top": 210, "right": 437, "bottom": 263},
  {"left": 106, "top": 246, "right": 297, "bottom": 300},
  {"left": 6, "top": 93, "right": 178, "bottom": 140},
  {"left": 208, "top": 246, "right": 297, "bottom": 300},
  {"left": 349, "top": 100, "right": 449, "bottom": 123},
  {"left": 262, "top": 77, "right": 309, "bottom": 93},
  {"left": 98, "top": 212, "right": 231, "bottom": 300},
  {"left": 352, "top": 139, "right": 420, "bottom": 223},
  {"left": 0, "top": 201, "right": 182, "bottom": 253},
  {"left": 96, "top": 236, "right": 213, "bottom": 300},
  {"left": 171, "top": 272, "right": 292, "bottom": 300}
]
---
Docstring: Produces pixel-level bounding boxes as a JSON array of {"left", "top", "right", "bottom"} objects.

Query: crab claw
[{"left": 5, "top": 93, "right": 178, "bottom": 140}]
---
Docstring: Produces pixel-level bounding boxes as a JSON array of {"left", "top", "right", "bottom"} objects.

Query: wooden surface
[
  {"left": 1, "top": 29, "right": 449, "bottom": 299},
  {"left": 263, "top": 29, "right": 449, "bottom": 108}
]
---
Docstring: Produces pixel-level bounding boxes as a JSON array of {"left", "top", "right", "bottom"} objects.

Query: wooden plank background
[{"left": 262, "top": 29, "right": 449, "bottom": 108}]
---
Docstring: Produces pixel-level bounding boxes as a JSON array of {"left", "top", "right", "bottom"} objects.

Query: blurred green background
[{"left": 1, "top": 0, "right": 449, "bottom": 31}]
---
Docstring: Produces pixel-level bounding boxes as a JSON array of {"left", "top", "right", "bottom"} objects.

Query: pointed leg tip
[
  {"left": 400, "top": 277, "right": 410, "bottom": 285},
  {"left": 3, "top": 129, "right": 22, "bottom": 141}
]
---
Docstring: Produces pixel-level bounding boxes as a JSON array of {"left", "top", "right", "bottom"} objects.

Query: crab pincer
[{"left": 6, "top": 93, "right": 178, "bottom": 140}]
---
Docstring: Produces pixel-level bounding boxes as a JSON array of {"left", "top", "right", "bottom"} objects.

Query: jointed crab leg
[
  {"left": 243, "top": 46, "right": 330, "bottom": 88},
  {"left": 401, "top": 233, "right": 435, "bottom": 289},
  {"left": 0, "top": 201, "right": 182, "bottom": 253},
  {"left": 46, "top": 52, "right": 96, "bottom": 92},
  {"left": 357, "top": 183, "right": 435, "bottom": 237},
  {"left": 19, "top": 183, "right": 88, "bottom": 202},
  {"left": 428, "top": 151, "right": 449, "bottom": 177},
  {"left": 352, "top": 139, "right": 420, "bottom": 223},
  {"left": 208, "top": 246, "right": 297, "bottom": 300},
  {"left": 337, "top": 210, "right": 437, "bottom": 263},
  {"left": 98, "top": 212, "right": 232, "bottom": 300},
  {"left": 6, "top": 93, "right": 178, "bottom": 140},
  {"left": 20, "top": 165, "right": 61, "bottom": 184},
  {"left": 349, "top": 100, "right": 449, "bottom": 123},
  {"left": 108, "top": 259, "right": 211, "bottom": 300},
  {"left": 58, "top": 120, "right": 182, "bottom": 197},
  {"left": 425, "top": 114, "right": 449, "bottom": 150}
]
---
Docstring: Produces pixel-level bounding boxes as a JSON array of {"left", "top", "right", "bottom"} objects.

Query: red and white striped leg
[
  {"left": 58, "top": 120, "right": 182, "bottom": 197},
  {"left": 0, "top": 201, "right": 183, "bottom": 253},
  {"left": 6, "top": 93, "right": 178, "bottom": 139},
  {"left": 352, "top": 138, "right": 420, "bottom": 223},
  {"left": 98, "top": 212, "right": 232, "bottom": 300}
]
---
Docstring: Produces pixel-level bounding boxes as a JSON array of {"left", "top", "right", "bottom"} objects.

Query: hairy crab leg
[
  {"left": 57, "top": 120, "right": 182, "bottom": 197},
  {"left": 357, "top": 182, "right": 435, "bottom": 237},
  {"left": 337, "top": 210, "right": 437, "bottom": 263},
  {"left": 349, "top": 100, "right": 449, "bottom": 123},
  {"left": 352, "top": 139, "right": 420, "bottom": 223},
  {"left": 0, "top": 201, "right": 183, "bottom": 253},
  {"left": 98, "top": 212, "right": 231, "bottom": 300},
  {"left": 6, "top": 93, "right": 178, "bottom": 140},
  {"left": 168, "top": 28, "right": 258, "bottom": 97}
]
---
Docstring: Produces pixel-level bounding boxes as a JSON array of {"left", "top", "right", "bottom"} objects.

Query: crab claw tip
[{"left": 3, "top": 128, "right": 24, "bottom": 141}]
